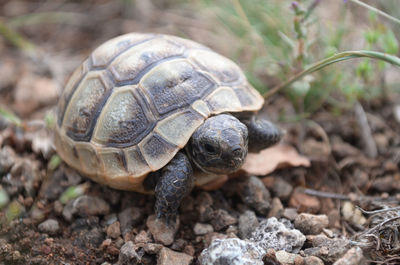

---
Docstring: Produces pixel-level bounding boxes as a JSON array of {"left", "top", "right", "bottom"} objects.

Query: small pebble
[
  {"left": 294, "top": 213, "right": 329, "bottom": 235},
  {"left": 268, "top": 197, "right": 284, "bottom": 218},
  {"left": 275, "top": 250, "right": 299, "bottom": 265},
  {"left": 158, "top": 247, "right": 193, "bottom": 265},
  {"left": 332, "top": 246, "right": 363, "bottom": 265},
  {"left": 146, "top": 215, "right": 179, "bottom": 246},
  {"left": 250, "top": 217, "right": 305, "bottom": 253},
  {"left": 282, "top": 208, "right": 298, "bottom": 220},
  {"left": 289, "top": 188, "right": 320, "bottom": 213},
  {"left": 238, "top": 210, "right": 259, "bottom": 239},
  {"left": 236, "top": 176, "right": 271, "bottom": 215},
  {"left": 305, "top": 236, "right": 350, "bottom": 263},
  {"left": 305, "top": 256, "right": 325, "bottom": 265},
  {"left": 134, "top": 230, "right": 152, "bottom": 244},
  {"left": 199, "top": 238, "right": 263, "bottom": 265},
  {"left": 272, "top": 177, "right": 293, "bottom": 200},
  {"left": 194, "top": 223, "right": 214, "bottom": 235},
  {"left": 211, "top": 209, "right": 237, "bottom": 231},
  {"left": 118, "top": 241, "right": 142, "bottom": 265},
  {"left": 63, "top": 195, "right": 110, "bottom": 221},
  {"left": 118, "top": 207, "right": 144, "bottom": 235},
  {"left": 38, "top": 219, "right": 60, "bottom": 235},
  {"left": 0, "top": 146, "right": 16, "bottom": 174},
  {"left": 106, "top": 221, "right": 121, "bottom": 239},
  {"left": 196, "top": 192, "right": 214, "bottom": 222}
]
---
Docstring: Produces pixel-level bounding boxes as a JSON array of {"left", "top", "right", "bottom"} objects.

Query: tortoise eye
[{"left": 204, "top": 143, "right": 217, "bottom": 154}]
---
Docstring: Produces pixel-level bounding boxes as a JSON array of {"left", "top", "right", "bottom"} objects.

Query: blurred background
[{"left": 0, "top": 0, "right": 399, "bottom": 121}]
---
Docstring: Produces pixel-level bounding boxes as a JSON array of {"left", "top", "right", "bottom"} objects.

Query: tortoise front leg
[
  {"left": 155, "top": 152, "right": 194, "bottom": 224},
  {"left": 244, "top": 116, "right": 283, "bottom": 153}
]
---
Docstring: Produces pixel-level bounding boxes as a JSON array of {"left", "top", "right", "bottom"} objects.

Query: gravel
[
  {"left": 238, "top": 210, "right": 259, "bottom": 239},
  {"left": 38, "top": 219, "right": 60, "bottom": 235},
  {"left": 294, "top": 213, "right": 329, "bottom": 235},
  {"left": 250, "top": 217, "right": 306, "bottom": 253},
  {"left": 199, "top": 238, "right": 263, "bottom": 265}
]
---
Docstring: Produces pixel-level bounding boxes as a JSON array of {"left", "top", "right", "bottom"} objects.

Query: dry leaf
[{"left": 240, "top": 144, "right": 310, "bottom": 176}]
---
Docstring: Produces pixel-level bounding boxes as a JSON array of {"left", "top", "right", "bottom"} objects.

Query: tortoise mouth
[{"left": 195, "top": 152, "right": 247, "bottom": 175}]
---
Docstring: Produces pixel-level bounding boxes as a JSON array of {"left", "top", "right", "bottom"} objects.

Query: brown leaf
[{"left": 240, "top": 144, "right": 310, "bottom": 176}]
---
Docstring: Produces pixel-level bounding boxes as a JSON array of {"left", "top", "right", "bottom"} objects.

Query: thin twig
[
  {"left": 356, "top": 206, "right": 400, "bottom": 215},
  {"left": 301, "top": 188, "right": 350, "bottom": 200}
]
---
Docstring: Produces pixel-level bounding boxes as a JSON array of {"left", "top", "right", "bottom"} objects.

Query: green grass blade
[{"left": 264, "top": 50, "right": 400, "bottom": 99}]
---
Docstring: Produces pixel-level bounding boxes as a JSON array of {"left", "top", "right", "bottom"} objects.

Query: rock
[
  {"left": 275, "top": 250, "right": 300, "bottom": 265},
  {"left": 236, "top": 176, "right": 271, "bottom": 215},
  {"left": 63, "top": 195, "right": 110, "bottom": 221},
  {"left": 134, "top": 230, "right": 152, "bottom": 244},
  {"left": 196, "top": 192, "right": 214, "bottom": 222},
  {"left": 158, "top": 247, "right": 193, "bottom": 265},
  {"left": 194, "top": 223, "right": 214, "bottom": 235},
  {"left": 289, "top": 188, "right": 320, "bottom": 214},
  {"left": 118, "top": 241, "right": 143, "bottom": 265},
  {"left": 203, "top": 232, "right": 228, "bottom": 247},
  {"left": 238, "top": 210, "right": 259, "bottom": 239},
  {"left": 305, "top": 236, "right": 351, "bottom": 263},
  {"left": 106, "top": 221, "right": 121, "bottom": 239},
  {"left": 199, "top": 238, "right": 263, "bottom": 265},
  {"left": 304, "top": 256, "right": 324, "bottom": 265},
  {"left": 38, "top": 219, "right": 60, "bottom": 235},
  {"left": 211, "top": 209, "right": 237, "bottom": 231},
  {"left": 333, "top": 247, "right": 363, "bottom": 265},
  {"left": 271, "top": 178, "right": 293, "bottom": 200},
  {"left": 268, "top": 197, "right": 284, "bottom": 218},
  {"left": 7, "top": 158, "right": 39, "bottom": 197},
  {"left": 0, "top": 146, "right": 16, "bottom": 175},
  {"left": 250, "top": 217, "right": 305, "bottom": 253},
  {"left": 294, "top": 213, "right": 329, "bottom": 235},
  {"left": 146, "top": 215, "right": 179, "bottom": 246},
  {"left": 283, "top": 208, "right": 298, "bottom": 220},
  {"left": 39, "top": 168, "right": 81, "bottom": 202},
  {"left": 371, "top": 175, "right": 400, "bottom": 192},
  {"left": 170, "top": 238, "right": 187, "bottom": 251},
  {"left": 184, "top": 244, "right": 195, "bottom": 256},
  {"left": 118, "top": 207, "right": 144, "bottom": 235}
]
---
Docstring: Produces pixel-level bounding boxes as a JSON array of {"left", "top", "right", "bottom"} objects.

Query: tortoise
[{"left": 54, "top": 33, "right": 282, "bottom": 224}]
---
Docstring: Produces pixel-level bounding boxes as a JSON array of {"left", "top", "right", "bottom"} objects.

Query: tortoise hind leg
[
  {"left": 244, "top": 116, "right": 283, "bottom": 153},
  {"left": 155, "top": 152, "right": 194, "bottom": 224}
]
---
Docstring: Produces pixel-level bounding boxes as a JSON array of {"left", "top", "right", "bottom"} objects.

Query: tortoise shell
[{"left": 54, "top": 33, "right": 264, "bottom": 193}]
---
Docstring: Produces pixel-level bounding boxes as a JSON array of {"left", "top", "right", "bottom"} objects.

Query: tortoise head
[{"left": 188, "top": 114, "right": 248, "bottom": 174}]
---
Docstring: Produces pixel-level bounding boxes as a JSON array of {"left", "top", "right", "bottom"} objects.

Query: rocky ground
[{"left": 1, "top": 1, "right": 400, "bottom": 265}]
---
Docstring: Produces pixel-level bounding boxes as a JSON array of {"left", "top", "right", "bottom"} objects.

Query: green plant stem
[
  {"left": 349, "top": 0, "right": 400, "bottom": 25},
  {"left": 0, "top": 20, "right": 35, "bottom": 51},
  {"left": 264, "top": 50, "right": 400, "bottom": 99}
]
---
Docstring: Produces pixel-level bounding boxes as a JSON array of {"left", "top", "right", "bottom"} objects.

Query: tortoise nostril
[{"left": 232, "top": 147, "right": 243, "bottom": 157}]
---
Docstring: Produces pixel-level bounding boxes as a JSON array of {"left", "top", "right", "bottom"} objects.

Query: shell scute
[
  {"left": 140, "top": 59, "right": 215, "bottom": 116},
  {"left": 93, "top": 87, "right": 153, "bottom": 147},
  {"left": 109, "top": 38, "right": 185, "bottom": 84},
  {"left": 63, "top": 72, "right": 111, "bottom": 141},
  {"left": 91, "top": 33, "right": 155, "bottom": 68},
  {"left": 139, "top": 133, "right": 177, "bottom": 171},
  {"left": 155, "top": 110, "right": 205, "bottom": 148},
  {"left": 189, "top": 49, "right": 244, "bottom": 84}
]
